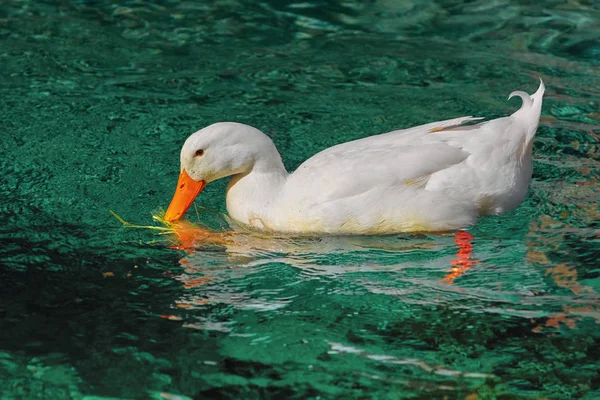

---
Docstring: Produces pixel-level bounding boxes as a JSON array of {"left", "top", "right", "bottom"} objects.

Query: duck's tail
[
  {"left": 509, "top": 78, "right": 545, "bottom": 112},
  {"left": 508, "top": 78, "right": 545, "bottom": 160}
]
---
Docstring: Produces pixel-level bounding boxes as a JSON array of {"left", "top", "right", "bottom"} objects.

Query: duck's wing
[
  {"left": 282, "top": 140, "right": 478, "bottom": 233},
  {"left": 280, "top": 116, "right": 494, "bottom": 233},
  {"left": 287, "top": 141, "right": 470, "bottom": 204},
  {"left": 286, "top": 114, "right": 487, "bottom": 200}
]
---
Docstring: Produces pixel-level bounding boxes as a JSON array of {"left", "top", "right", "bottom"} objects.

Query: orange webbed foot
[{"left": 442, "top": 230, "right": 477, "bottom": 284}]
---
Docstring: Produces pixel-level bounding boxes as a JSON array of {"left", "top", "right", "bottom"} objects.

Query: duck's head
[{"left": 164, "top": 122, "right": 278, "bottom": 221}]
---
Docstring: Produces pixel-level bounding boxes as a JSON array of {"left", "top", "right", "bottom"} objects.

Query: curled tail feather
[
  {"left": 510, "top": 78, "right": 545, "bottom": 160},
  {"left": 509, "top": 78, "right": 545, "bottom": 114},
  {"left": 508, "top": 90, "right": 533, "bottom": 109}
]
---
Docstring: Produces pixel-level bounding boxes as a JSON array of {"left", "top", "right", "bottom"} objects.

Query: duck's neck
[{"left": 225, "top": 149, "right": 289, "bottom": 229}]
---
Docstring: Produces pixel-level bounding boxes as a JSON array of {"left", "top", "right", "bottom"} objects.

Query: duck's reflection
[{"left": 160, "top": 221, "right": 477, "bottom": 312}]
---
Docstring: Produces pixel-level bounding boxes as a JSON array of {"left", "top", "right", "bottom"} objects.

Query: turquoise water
[{"left": 1, "top": 0, "right": 599, "bottom": 398}]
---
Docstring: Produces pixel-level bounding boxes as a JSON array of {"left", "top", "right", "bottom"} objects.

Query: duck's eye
[{"left": 195, "top": 149, "right": 204, "bottom": 157}]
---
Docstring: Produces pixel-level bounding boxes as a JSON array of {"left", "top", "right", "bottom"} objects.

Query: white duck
[{"left": 164, "top": 80, "right": 545, "bottom": 235}]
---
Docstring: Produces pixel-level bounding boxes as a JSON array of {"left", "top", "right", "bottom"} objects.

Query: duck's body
[{"left": 165, "top": 81, "right": 545, "bottom": 235}]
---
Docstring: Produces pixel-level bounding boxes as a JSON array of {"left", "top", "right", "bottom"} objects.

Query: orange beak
[{"left": 164, "top": 169, "right": 206, "bottom": 222}]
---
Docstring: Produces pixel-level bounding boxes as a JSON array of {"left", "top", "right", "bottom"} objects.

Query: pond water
[{"left": 1, "top": 0, "right": 599, "bottom": 398}]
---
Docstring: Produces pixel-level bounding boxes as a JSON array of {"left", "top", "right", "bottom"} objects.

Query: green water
[{"left": 1, "top": 0, "right": 599, "bottom": 398}]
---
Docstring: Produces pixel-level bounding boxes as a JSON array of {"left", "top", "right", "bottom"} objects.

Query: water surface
[{"left": 1, "top": 0, "right": 599, "bottom": 398}]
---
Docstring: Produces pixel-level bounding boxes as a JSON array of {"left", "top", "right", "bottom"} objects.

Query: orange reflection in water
[
  {"left": 526, "top": 215, "right": 599, "bottom": 333},
  {"left": 442, "top": 230, "right": 477, "bottom": 284},
  {"left": 167, "top": 220, "right": 232, "bottom": 251},
  {"left": 167, "top": 223, "right": 480, "bottom": 285},
  {"left": 163, "top": 221, "right": 234, "bottom": 294}
]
